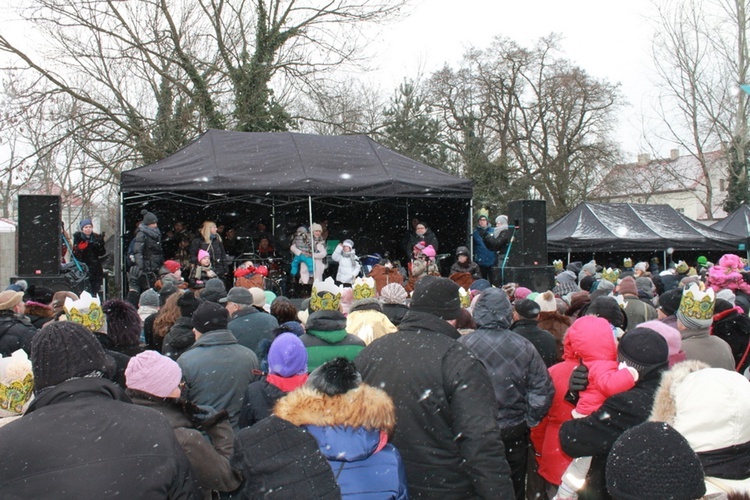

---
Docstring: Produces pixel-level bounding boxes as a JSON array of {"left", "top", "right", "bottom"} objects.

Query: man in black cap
[
  {"left": 511, "top": 298, "right": 558, "bottom": 368},
  {"left": 221, "top": 286, "right": 278, "bottom": 357},
  {"left": 558, "top": 327, "right": 670, "bottom": 499},
  {"left": 0, "top": 321, "right": 198, "bottom": 497},
  {"left": 355, "top": 276, "right": 514, "bottom": 499},
  {"left": 177, "top": 301, "right": 259, "bottom": 431}
]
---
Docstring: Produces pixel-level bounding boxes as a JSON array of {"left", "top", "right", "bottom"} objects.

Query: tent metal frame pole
[
  {"left": 308, "top": 195, "right": 314, "bottom": 281},
  {"left": 117, "top": 191, "right": 124, "bottom": 296},
  {"left": 469, "top": 200, "right": 474, "bottom": 258}
]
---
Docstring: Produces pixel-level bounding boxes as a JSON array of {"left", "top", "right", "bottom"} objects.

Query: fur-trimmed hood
[
  {"left": 274, "top": 384, "right": 395, "bottom": 434},
  {"left": 651, "top": 360, "right": 750, "bottom": 452}
]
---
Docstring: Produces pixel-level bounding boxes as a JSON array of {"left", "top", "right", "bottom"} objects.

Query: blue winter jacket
[
  {"left": 473, "top": 226, "right": 497, "bottom": 267},
  {"left": 274, "top": 384, "right": 408, "bottom": 499}
]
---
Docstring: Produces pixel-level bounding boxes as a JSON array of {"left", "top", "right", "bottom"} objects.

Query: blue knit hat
[
  {"left": 267, "top": 333, "right": 307, "bottom": 377},
  {"left": 79, "top": 218, "right": 93, "bottom": 230}
]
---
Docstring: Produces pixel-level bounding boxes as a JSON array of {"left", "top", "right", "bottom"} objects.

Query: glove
[
  {"left": 128, "top": 266, "right": 143, "bottom": 290},
  {"left": 76, "top": 241, "right": 89, "bottom": 251},
  {"left": 564, "top": 361, "right": 589, "bottom": 406},
  {"left": 619, "top": 361, "right": 639, "bottom": 382},
  {"left": 569, "top": 362, "right": 589, "bottom": 393}
]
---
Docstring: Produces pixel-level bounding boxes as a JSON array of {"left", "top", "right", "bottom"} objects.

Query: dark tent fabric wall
[
  {"left": 119, "top": 130, "right": 474, "bottom": 289},
  {"left": 547, "top": 202, "right": 744, "bottom": 253},
  {"left": 712, "top": 204, "right": 750, "bottom": 246}
]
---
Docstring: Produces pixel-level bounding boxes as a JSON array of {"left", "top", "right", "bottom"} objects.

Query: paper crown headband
[
  {"left": 601, "top": 268, "right": 620, "bottom": 283},
  {"left": 459, "top": 287, "right": 471, "bottom": 308},
  {"left": 553, "top": 259, "right": 564, "bottom": 272},
  {"left": 623, "top": 258, "right": 633, "bottom": 268},
  {"left": 476, "top": 208, "right": 489, "bottom": 220},
  {"left": 352, "top": 277, "right": 376, "bottom": 301},
  {"left": 310, "top": 277, "right": 341, "bottom": 312},
  {"left": 679, "top": 282, "right": 715, "bottom": 321},
  {"left": 64, "top": 291, "right": 104, "bottom": 331}
]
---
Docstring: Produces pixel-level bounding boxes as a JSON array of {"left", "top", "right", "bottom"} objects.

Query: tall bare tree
[
  {"left": 427, "top": 36, "right": 622, "bottom": 219},
  {"left": 650, "top": 0, "right": 750, "bottom": 216},
  {"left": 0, "top": 0, "right": 409, "bottom": 189}
]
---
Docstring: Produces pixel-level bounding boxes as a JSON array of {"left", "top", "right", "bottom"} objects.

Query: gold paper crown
[
  {"left": 623, "top": 258, "right": 633, "bottom": 268},
  {"left": 309, "top": 277, "right": 341, "bottom": 312},
  {"left": 352, "top": 277, "right": 376, "bottom": 301},
  {"left": 675, "top": 260, "right": 689, "bottom": 274},
  {"left": 601, "top": 268, "right": 620, "bottom": 283},
  {"left": 459, "top": 287, "right": 471, "bottom": 308},
  {"left": 553, "top": 259, "right": 564, "bottom": 272},
  {"left": 64, "top": 291, "right": 104, "bottom": 331},
  {"left": 476, "top": 208, "right": 489, "bottom": 220},
  {"left": 679, "top": 282, "right": 715, "bottom": 321},
  {"left": 0, "top": 350, "right": 34, "bottom": 415}
]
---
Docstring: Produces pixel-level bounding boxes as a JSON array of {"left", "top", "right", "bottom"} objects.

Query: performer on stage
[{"left": 73, "top": 218, "right": 106, "bottom": 298}]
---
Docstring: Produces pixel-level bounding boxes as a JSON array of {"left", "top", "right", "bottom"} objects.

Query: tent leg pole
[
  {"left": 469, "top": 200, "right": 474, "bottom": 258},
  {"left": 309, "top": 196, "right": 314, "bottom": 282},
  {"left": 567, "top": 250, "right": 571, "bottom": 266}
]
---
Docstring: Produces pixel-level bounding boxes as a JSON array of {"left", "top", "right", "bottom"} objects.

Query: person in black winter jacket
[
  {"left": 0, "top": 321, "right": 199, "bottom": 498},
  {"left": 0, "top": 290, "right": 36, "bottom": 357},
  {"left": 459, "top": 288, "right": 554, "bottom": 500},
  {"left": 163, "top": 291, "right": 202, "bottom": 360},
  {"left": 449, "top": 246, "right": 482, "bottom": 280},
  {"left": 73, "top": 218, "right": 107, "bottom": 297},
  {"left": 128, "top": 210, "right": 164, "bottom": 305},
  {"left": 558, "top": 327, "right": 670, "bottom": 500},
  {"left": 401, "top": 221, "right": 439, "bottom": 261},
  {"left": 232, "top": 415, "right": 341, "bottom": 499},
  {"left": 510, "top": 299, "right": 558, "bottom": 368},
  {"left": 356, "top": 276, "right": 515, "bottom": 499}
]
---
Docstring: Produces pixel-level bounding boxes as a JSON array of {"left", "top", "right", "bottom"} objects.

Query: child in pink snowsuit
[{"left": 554, "top": 315, "right": 637, "bottom": 500}]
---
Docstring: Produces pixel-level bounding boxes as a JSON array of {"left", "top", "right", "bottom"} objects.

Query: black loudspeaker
[
  {"left": 11, "top": 275, "right": 81, "bottom": 294},
  {"left": 491, "top": 266, "right": 556, "bottom": 293},
  {"left": 506, "top": 200, "right": 548, "bottom": 267},
  {"left": 17, "top": 195, "right": 61, "bottom": 276}
]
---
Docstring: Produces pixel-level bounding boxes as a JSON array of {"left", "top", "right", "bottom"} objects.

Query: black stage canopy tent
[
  {"left": 712, "top": 204, "right": 750, "bottom": 244},
  {"left": 119, "top": 130, "right": 473, "bottom": 284},
  {"left": 547, "top": 202, "right": 744, "bottom": 254}
]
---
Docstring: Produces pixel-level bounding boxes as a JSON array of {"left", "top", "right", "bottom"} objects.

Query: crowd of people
[{"left": 4, "top": 209, "right": 750, "bottom": 499}]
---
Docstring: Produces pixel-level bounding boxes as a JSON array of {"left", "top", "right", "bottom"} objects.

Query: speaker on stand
[
  {"left": 16, "top": 195, "right": 61, "bottom": 276},
  {"left": 493, "top": 200, "right": 553, "bottom": 291}
]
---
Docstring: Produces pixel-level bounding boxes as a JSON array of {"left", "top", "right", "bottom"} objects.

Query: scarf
[
  {"left": 699, "top": 440, "right": 750, "bottom": 480},
  {"left": 267, "top": 373, "right": 308, "bottom": 393}
]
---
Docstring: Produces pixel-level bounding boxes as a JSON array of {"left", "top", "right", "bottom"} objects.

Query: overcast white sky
[
  {"left": 0, "top": 0, "right": 664, "bottom": 158},
  {"left": 366, "top": 0, "right": 661, "bottom": 159}
]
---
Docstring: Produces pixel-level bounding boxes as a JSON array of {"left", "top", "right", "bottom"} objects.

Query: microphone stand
[{"left": 500, "top": 225, "right": 518, "bottom": 284}]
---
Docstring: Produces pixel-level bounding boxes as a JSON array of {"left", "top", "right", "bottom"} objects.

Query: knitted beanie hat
[
  {"left": 410, "top": 276, "right": 461, "bottom": 320},
  {"left": 422, "top": 245, "right": 436, "bottom": 259},
  {"left": 177, "top": 291, "right": 201, "bottom": 318},
  {"left": 311, "top": 223, "right": 322, "bottom": 233},
  {"left": 159, "top": 282, "right": 179, "bottom": 306},
  {"left": 469, "top": 279, "right": 492, "bottom": 292},
  {"left": 637, "top": 320, "right": 682, "bottom": 359},
  {"left": 267, "top": 333, "right": 308, "bottom": 377},
  {"left": 579, "top": 275, "right": 596, "bottom": 292},
  {"left": 79, "top": 218, "right": 93, "bottom": 230},
  {"left": 379, "top": 283, "right": 408, "bottom": 305},
  {"left": 163, "top": 260, "right": 181, "bottom": 274},
  {"left": 596, "top": 279, "right": 615, "bottom": 293},
  {"left": 197, "top": 249, "right": 210, "bottom": 262},
  {"left": 102, "top": 299, "right": 142, "bottom": 347},
  {"left": 0, "top": 291, "right": 24, "bottom": 311},
  {"left": 556, "top": 270, "right": 577, "bottom": 284},
  {"left": 514, "top": 299, "right": 541, "bottom": 319},
  {"left": 342, "top": 239, "right": 354, "bottom": 249},
  {"left": 139, "top": 288, "right": 160, "bottom": 308},
  {"left": 617, "top": 276, "right": 638, "bottom": 296},
  {"left": 204, "top": 278, "right": 225, "bottom": 293},
  {"left": 140, "top": 209, "right": 158, "bottom": 226},
  {"left": 534, "top": 291, "right": 557, "bottom": 313},
  {"left": 307, "top": 357, "right": 361, "bottom": 396},
  {"left": 514, "top": 286, "right": 532, "bottom": 300},
  {"left": 26, "top": 285, "right": 54, "bottom": 305},
  {"left": 635, "top": 277, "right": 654, "bottom": 297},
  {"left": 191, "top": 301, "right": 229, "bottom": 334},
  {"left": 586, "top": 296, "right": 627, "bottom": 330},
  {"left": 658, "top": 288, "right": 683, "bottom": 316},
  {"left": 31, "top": 321, "right": 114, "bottom": 392},
  {"left": 617, "top": 327, "right": 669, "bottom": 376},
  {"left": 606, "top": 422, "right": 706, "bottom": 500},
  {"left": 125, "top": 351, "right": 182, "bottom": 398}
]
